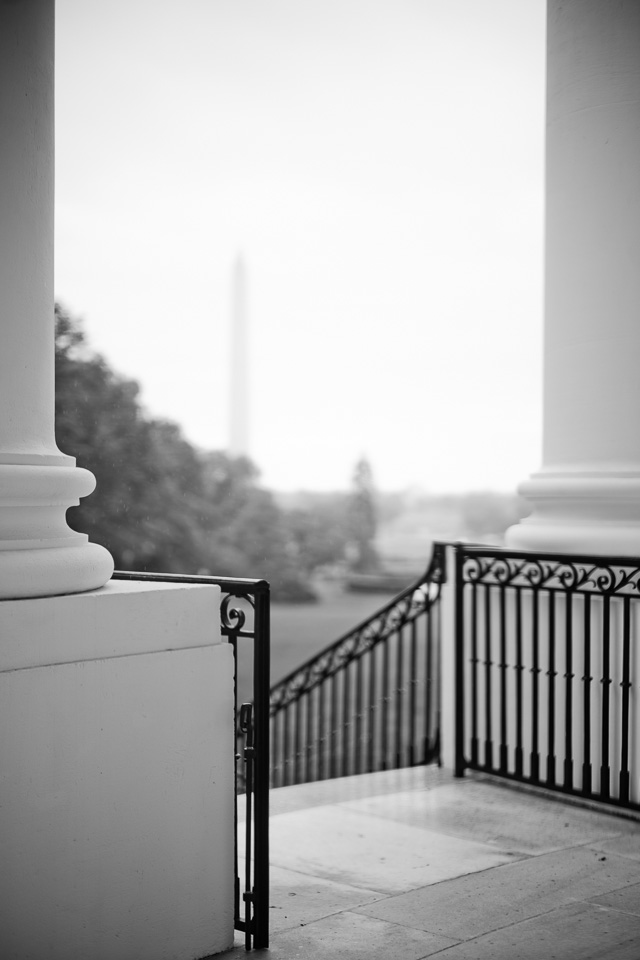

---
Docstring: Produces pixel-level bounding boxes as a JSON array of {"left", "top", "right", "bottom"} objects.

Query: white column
[
  {"left": 507, "top": 0, "right": 640, "bottom": 555},
  {"left": 0, "top": 0, "right": 112, "bottom": 597}
]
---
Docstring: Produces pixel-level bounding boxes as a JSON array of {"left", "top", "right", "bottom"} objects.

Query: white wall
[{"left": 0, "top": 581, "right": 235, "bottom": 960}]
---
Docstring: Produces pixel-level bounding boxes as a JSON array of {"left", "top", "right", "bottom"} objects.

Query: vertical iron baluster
[
  {"left": 499, "top": 584, "right": 508, "bottom": 773},
  {"left": 342, "top": 660, "right": 351, "bottom": 777},
  {"left": 484, "top": 583, "right": 493, "bottom": 770},
  {"left": 582, "top": 593, "right": 592, "bottom": 796},
  {"left": 277, "top": 709, "right": 285, "bottom": 789},
  {"left": 563, "top": 590, "right": 573, "bottom": 791},
  {"left": 600, "top": 594, "right": 611, "bottom": 801},
  {"left": 619, "top": 596, "right": 631, "bottom": 803},
  {"left": 395, "top": 625, "right": 404, "bottom": 768},
  {"left": 282, "top": 703, "right": 291, "bottom": 787},
  {"left": 294, "top": 697, "right": 303, "bottom": 785},
  {"left": 435, "top": 588, "right": 442, "bottom": 765},
  {"left": 381, "top": 635, "right": 390, "bottom": 770},
  {"left": 305, "top": 686, "right": 314, "bottom": 783},
  {"left": 531, "top": 587, "right": 540, "bottom": 781},
  {"left": 547, "top": 589, "right": 556, "bottom": 787},
  {"left": 515, "top": 587, "right": 523, "bottom": 777},
  {"left": 354, "top": 655, "right": 364, "bottom": 775},
  {"left": 270, "top": 709, "right": 278, "bottom": 789},
  {"left": 368, "top": 642, "right": 377, "bottom": 773},
  {"left": 330, "top": 673, "right": 339, "bottom": 780},
  {"left": 409, "top": 619, "right": 417, "bottom": 765},
  {"left": 470, "top": 580, "right": 478, "bottom": 767},
  {"left": 317, "top": 679, "right": 326, "bottom": 781},
  {"left": 425, "top": 593, "right": 434, "bottom": 762}
]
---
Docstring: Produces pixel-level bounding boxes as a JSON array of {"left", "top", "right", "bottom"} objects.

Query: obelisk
[{"left": 229, "top": 254, "right": 250, "bottom": 457}]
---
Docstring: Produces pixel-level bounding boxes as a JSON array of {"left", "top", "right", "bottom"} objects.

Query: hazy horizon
[{"left": 55, "top": 0, "right": 545, "bottom": 495}]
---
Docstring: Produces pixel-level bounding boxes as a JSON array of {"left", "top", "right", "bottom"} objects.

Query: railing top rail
[
  {"left": 112, "top": 569, "right": 270, "bottom": 594},
  {"left": 456, "top": 542, "right": 640, "bottom": 568}
]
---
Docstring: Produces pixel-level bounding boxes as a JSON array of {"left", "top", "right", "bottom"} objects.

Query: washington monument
[{"left": 229, "top": 254, "right": 250, "bottom": 457}]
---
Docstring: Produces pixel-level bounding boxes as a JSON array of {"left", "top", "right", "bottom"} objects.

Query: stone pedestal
[{"left": 0, "top": 581, "right": 234, "bottom": 960}]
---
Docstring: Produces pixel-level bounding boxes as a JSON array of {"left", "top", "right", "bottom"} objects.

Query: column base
[
  {"left": 0, "top": 542, "right": 114, "bottom": 599},
  {"left": 0, "top": 581, "right": 233, "bottom": 960},
  {"left": 506, "top": 471, "right": 640, "bottom": 556},
  {"left": 0, "top": 463, "right": 113, "bottom": 598}
]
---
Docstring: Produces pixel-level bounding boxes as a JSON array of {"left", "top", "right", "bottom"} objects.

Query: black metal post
[
  {"left": 252, "top": 585, "right": 270, "bottom": 950},
  {"left": 454, "top": 544, "right": 465, "bottom": 778},
  {"left": 240, "top": 703, "right": 254, "bottom": 951}
]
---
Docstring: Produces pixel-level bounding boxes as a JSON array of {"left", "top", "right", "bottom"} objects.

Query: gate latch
[{"left": 240, "top": 702, "right": 254, "bottom": 760}]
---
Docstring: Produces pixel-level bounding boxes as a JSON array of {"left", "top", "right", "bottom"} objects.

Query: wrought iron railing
[
  {"left": 112, "top": 571, "right": 270, "bottom": 951},
  {"left": 269, "top": 543, "right": 446, "bottom": 788},
  {"left": 454, "top": 544, "right": 640, "bottom": 810}
]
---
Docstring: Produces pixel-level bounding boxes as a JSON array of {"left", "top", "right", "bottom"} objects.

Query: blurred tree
[
  {"left": 55, "top": 304, "right": 195, "bottom": 569},
  {"left": 284, "top": 502, "right": 349, "bottom": 576},
  {"left": 54, "top": 304, "right": 316, "bottom": 599},
  {"left": 346, "top": 457, "right": 380, "bottom": 573},
  {"left": 459, "top": 491, "right": 529, "bottom": 542}
]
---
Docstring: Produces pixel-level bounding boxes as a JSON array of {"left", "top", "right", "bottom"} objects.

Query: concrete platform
[{"left": 225, "top": 766, "right": 640, "bottom": 959}]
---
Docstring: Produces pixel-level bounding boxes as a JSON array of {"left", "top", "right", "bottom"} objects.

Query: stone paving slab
[
  {"left": 429, "top": 901, "right": 640, "bottom": 960},
  {"left": 589, "top": 882, "right": 640, "bottom": 918},
  {"left": 354, "top": 844, "right": 640, "bottom": 941},
  {"left": 224, "top": 770, "right": 640, "bottom": 960},
  {"left": 238, "top": 859, "right": 381, "bottom": 934},
  {"left": 592, "top": 833, "right": 640, "bottom": 862},
  {"left": 269, "top": 803, "right": 520, "bottom": 895},
  {"left": 264, "top": 766, "right": 452, "bottom": 817},
  {"left": 265, "top": 910, "right": 459, "bottom": 960},
  {"left": 339, "top": 779, "right": 639, "bottom": 855}
]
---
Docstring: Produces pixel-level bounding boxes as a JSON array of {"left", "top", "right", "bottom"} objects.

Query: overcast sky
[{"left": 55, "top": 0, "right": 545, "bottom": 494}]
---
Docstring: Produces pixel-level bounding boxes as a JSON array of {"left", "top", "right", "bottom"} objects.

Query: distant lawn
[
  {"left": 270, "top": 589, "right": 397, "bottom": 684},
  {"left": 235, "top": 588, "right": 396, "bottom": 706}
]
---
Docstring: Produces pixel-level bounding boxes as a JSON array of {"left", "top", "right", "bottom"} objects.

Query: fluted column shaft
[{"left": 0, "top": 0, "right": 112, "bottom": 597}]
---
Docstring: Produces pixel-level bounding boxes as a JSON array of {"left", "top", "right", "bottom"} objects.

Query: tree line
[
  {"left": 55, "top": 305, "right": 356, "bottom": 601},
  {"left": 55, "top": 305, "right": 524, "bottom": 599}
]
